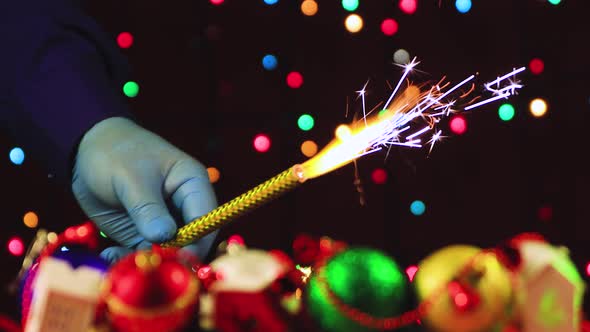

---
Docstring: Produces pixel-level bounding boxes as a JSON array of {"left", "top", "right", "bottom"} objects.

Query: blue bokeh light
[
  {"left": 410, "top": 200, "right": 426, "bottom": 216},
  {"left": 9, "top": 147, "right": 25, "bottom": 165},
  {"left": 262, "top": 54, "right": 278, "bottom": 71},
  {"left": 455, "top": 0, "right": 472, "bottom": 13},
  {"left": 264, "top": 0, "right": 279, "bottom": 5}
]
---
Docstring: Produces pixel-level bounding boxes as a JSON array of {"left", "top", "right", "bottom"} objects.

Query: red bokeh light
[
  {"left": 253, "top": 134, "right": 271, "bottom": 153},
  {"left": 210, "top": 0, "right": 224, "bottom": 5},
  {"left": 537, "top": 205, "right": 553, "bottom": 222},
  {"left": 286, "top": 71, "right": 304, "bottom": 89},
  {"left": 449, "top": 115, "right": 467, "bottom": 135},
  {"left": 228, "top": 234, "right": 245, "bottom": 246},
  {"left": 7, "top": 237, "right": 24, "bottom": 256},
  {"left": 381, "top": 18, "right": 399, "bottom": 36},
  {"left": 116, "top": 32, "right": 134, "bottom": 49},
  {"left": 405, "top": 265, "right": 418, "bottom": 282},
  {"left": 371, "top": 168, "right": 388, "bottom": 184},
  {"left": 399, "top": 0, "right": 417, "bottom": 14},
  {"left": 529, "top": 58, "right": 544, "bottom": 75},
  {"left": 586, "top": 262, "right": 590, "bottom": 277}
]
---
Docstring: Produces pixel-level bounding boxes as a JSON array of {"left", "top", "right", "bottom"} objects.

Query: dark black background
[{"left": 1, "top": 0, "right": 589, "bottom": 322}]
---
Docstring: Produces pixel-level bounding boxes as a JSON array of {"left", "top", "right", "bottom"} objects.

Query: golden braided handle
[{"left": 163, "top": 165, "right": 304, "bottom": 248}]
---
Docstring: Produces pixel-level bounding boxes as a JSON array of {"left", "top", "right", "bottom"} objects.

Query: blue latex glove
[{"left": 71, "top": 117, "right": 218, "bottom": 263}]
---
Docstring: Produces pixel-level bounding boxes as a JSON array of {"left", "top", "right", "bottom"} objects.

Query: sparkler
[{"left": 163, "top": 60, "right": 525, "bottom": 247}]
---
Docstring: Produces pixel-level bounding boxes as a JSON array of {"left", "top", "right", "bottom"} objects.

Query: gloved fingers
[
  {"left": 114, "top": 177, "right": 178, "bottom": 244},
  {"left": 87, "top": 209, "right": 145, "bottom": 249},
  {"left": 169, "top": 170, "right": 218, "bottom": 225},
  {"left": 179, "top": 230, "right": 219, "bottom": 261},
  {"left": 100, "top": 246, "right": 133, "bottom": 264}
]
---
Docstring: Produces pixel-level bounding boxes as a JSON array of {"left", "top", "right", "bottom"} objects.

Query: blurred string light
[
  {"left": 264, "top": 0, "right": 279, "bottom": 5},
  {"left": 529, "top": 98, "right": 548, "bottom": 117},
  {"left": 399, "top": 0, "right": 417, "bottom": 14},
  {"left": 449, "top": 115, "right": 467, "bottom": 135},
  {"left": 297, "top": 114, "right": 315, "bottom": 131},
  {"left": 344, "top": 14, "right": 363, "bottom": 33},
  {"left": 301, "top": 0, "right": 318, "bottom": 16},
  {"left": 253, "top": 134, "right": 271, "bottom": 153},
  {"left": 341, "top": 0, "right": 359, "bottom": 12},
  {"left": 286, "top": 71, "right": 304, "bottom": 89},
  {"left": 116, "top": 32, "right": 134, "bottom": 49},
  {"left": 547, "top": 0, "right": 561, "bottom": 5},
  {"left": 529, "top": 58, "right": 544, "bottom": 75},
  {"left": 381, "top": 18, "right": 399, "bottom": 36},
  {"left": 100, "top": 231, "right": 108, "bottom": 238},
  {"left": 537, "top": 205, "right": 553, "bottom": 222},
  {"left": 455, "top": 0, "right": 472, "bottom": 13},
  {"left": 23, "top": 211, "right": 39, "bottom": 228},
  {"left": 410, "top": 200, "right": 426, "bottom": 216},
  {"left": 498, "top": 103, "right": 515, "bottom": 121},
  {"left": 207, "top": 167, "right": 221, "bottom": 183},
  {"left": 371, "top": 168, "right": 388, "bottom": 185},
  {"left": 301, "top": 140, "right": 318, "bottom": 157},
  {"left": 405, "top": 265, "right": 418, "bottom": 282},
  {"left": 262, "top": 54, "right": 278, "bottom": 71},
  {"left": 47, "top": 232, "right": 58, "bottom": 244},
  {"left": 393, "top": 49, "right": 410, "bottom": 64},
  {"left": 210, "top": 0, "right": 224, "bottom": 5},
  {"left": 9, "top": 147, "right": 25, "bottom": 165},
  {"left": 8, "top": 237, "right": 24, "bottom": 256},
  {"left": 123, "top": 81, "right": 139, "bottom": 98},
  {"left": 586, "top": 262, "right": 590, "bottom": 277}
]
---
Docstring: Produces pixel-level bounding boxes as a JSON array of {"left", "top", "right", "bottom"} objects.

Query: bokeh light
[
  {"left": 9, "top": 147, "right": 25, "bottom": 165},
  {"left": 341, "top": 0, "right": 359, "bottom": 12},
  {"left": 210, "top": 0, "right": 224, "bottom": 5},
  {"left": 405, "top": 265, "right": 418, "bottom": 282},
  {"left": 264, "top": 0, "right": 279, "bottom": 5},
  {"left": 410, "top": 200, "right": 426, "bottom": 216},
  {"left": 23, "top": 211, "right": 39, "bottom": 228},
  {"left": 116, "top": 32, "right": 134, "bottom": 49},
  {"left": 301, "top": 140, "right": 318, "bottom": 157},
  {"left": 538, "top": 205, "right": 553, "bottom": 222},
  {"left": 547, "top": 0, "right": 561, "bottom": 5},
  {"left": 8, "top": 237, "right": 24, "bottom": 256},
  {"left": 371, "top": 168, "right": 388, "bottom": 185},
  {"left": 586, "top": 262, "right": 590, "bottom": 277},
  {"left": 262, "top": 54, "right": 278, "bottom": 71},
  {"left": 529, "top": 58, "right": 544, "bottom": 75},
  {"left": 344, "top": 14, "right": 363, "bottom": 33},
  {"left": 399, "top": 0, "right": 417, "bottom": 14},
  {"left": 297, "top": 114, "right": 315, "bottom": 131},
  {"left": 301, "top": 0, "right": 318, "bottom": 16},
  {"left": 100, "top": 231, "right": 108, "bottom": 238},
  {"left": 228, "top": 234, "right": 245, "bottom": 246},
  {"left": 123, "top": 81, "right": 139, "bottom": 98},
  {"left": 286, "top": 71, "right": 304, "bottom": 89},
  {"left": 393, "top": 49, "right": 410, "bottom": 64},
  {"left": 253, "top": 134, "right": 271, "bottom": 153},
  {"left": 455, "top": 0, "right": 472, "bottom": 13},
  {"left": 529, "top": 98, "right": 548, "bottom": 117},
  {"left": 498, "top": 103, "right": 515, "bottom": 121},
  {"left": 381, "top": 18, "right": 399, "bottom": 36},
  {"left": 207, "top": 167, "right": 221, "bottom": 183},
  {"left": 47, "top": 232, "right": 58, "bottom": 244},
  {"left": 449, "top": 115, "right": 467, "bottom": 135}
]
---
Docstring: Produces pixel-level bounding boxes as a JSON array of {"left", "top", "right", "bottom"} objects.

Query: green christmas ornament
[{"left": 306, "top": 247, "right": 411, "bottom": 332}]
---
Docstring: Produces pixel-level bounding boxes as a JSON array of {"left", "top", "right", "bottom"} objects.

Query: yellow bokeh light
[
  {"left": 47, "top": 232, "right": 58, "bottom": 244},
  {"left": 344, "top": 14, "right": 363, "bottom": 33},
  {"left": 335, "top": 124, "right": 352, "bottom": 141},
  {"left": 301, "top": 140, "right": 318, "bottom": 158},
  {"left": 207, "top": 167, "right": 220, "bottom": 183},
  {"left": 301, "top": 0, "right": 318, "bottom": 16},
  {"left": 529, "top": 98, "right": 548, "bottom": 117},
  {"left": 23, "top": 211, "right": 38, "bottom": 228}
]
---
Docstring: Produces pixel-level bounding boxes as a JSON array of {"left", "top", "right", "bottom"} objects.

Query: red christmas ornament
[{"left": 102, "top": 247, "right": 200, "bottom": 332}]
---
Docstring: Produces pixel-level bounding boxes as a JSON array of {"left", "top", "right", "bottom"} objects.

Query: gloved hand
[{"left": 71, "top": 117, "right": 218, "bottom": 263}]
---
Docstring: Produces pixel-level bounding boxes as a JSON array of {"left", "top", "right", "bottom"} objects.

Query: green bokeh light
[
  {"left": 99, "top": 231, "right": 107, "bottom": 238},
  {"left": 341, "top": 0, "right": 359, "bottom": 12},
  {"left": 498, "top": 103, "right": 515, "bottom": 121},
  {"left": 547, "top": 0, "right": 561, "bottom": 5},
  {"left": 297, "top": 114, "right": 315, "bottom": 131},
  {"left": 123, "top": 81, "right": 140, "bottom": 98}
]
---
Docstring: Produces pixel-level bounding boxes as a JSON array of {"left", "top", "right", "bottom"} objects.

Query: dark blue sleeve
[{"left": 0, "top": 0, "right": 133, "bottom": 185}]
